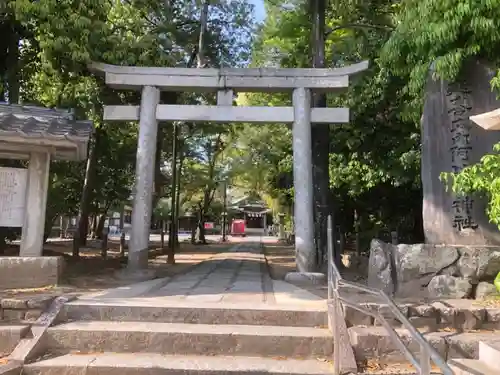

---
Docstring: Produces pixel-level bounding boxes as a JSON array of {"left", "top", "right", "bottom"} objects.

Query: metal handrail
[{"left": 326, "top": 215, "right": 454, "bottom": 375}]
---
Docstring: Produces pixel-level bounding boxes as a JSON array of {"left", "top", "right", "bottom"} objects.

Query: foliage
[
  {"left": 0, "top": 0, "right": 256, "bottom": 249},
  {"left": 381, "top": 0, "right": 500, "bottom": 120},
  {"left": 237, "top": 0, "right": 423, "bottom": 242},
  {"left": 382, "top": 0, "right": 500, "bottom": 231}
]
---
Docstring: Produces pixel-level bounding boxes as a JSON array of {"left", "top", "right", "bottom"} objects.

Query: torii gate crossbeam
[{"left": 90, "top": 61, "right": 369, "bottom": 278}]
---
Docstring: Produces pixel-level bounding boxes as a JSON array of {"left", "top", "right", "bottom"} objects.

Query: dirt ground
[{"left": 0, "top": 239, "right": 234, "bottom": 299}]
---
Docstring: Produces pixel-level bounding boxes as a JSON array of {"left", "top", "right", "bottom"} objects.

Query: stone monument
[
  {"left": 421, "top": 59, "right": 500, "bottom": 245},
  {"left": 0, "top": 104, "right": 93, "bottom": 289},
  {"left": 368, "top": 60, "right": 500, "bottom": 299}
]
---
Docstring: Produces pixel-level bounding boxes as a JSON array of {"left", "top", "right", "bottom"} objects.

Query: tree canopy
[{"left": 2, "top": 0, "right": 500, "bottom": 257}]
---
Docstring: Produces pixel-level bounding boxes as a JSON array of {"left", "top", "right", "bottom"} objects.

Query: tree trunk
[
  {"left": 310, "top": 0, "right": 333, "bottom": 269},
  {"left": 191, "top": 216, "right": 197, "bottom": 244},
  {"left": 167, "top": 124, "right": 178, "bottom": 263},
  {"left": 6, "top": 22, "right": 20, "bottom": 104},
  {"left": 90, "top": 214, "right": 98, "bottom": 239},
  {"left": 152, "top": 125, "right": 164, "bottom": 212},
  {"left": 197, "top": 0, "right": 209, "bottom": 68},
  {"left": 96, "top": 213, "right": 107, "bottom": 239},
  {"left": 175, "top": 140, "right": 185, "bottom": 246},
  {"left": 73, "top": 129, "right": 101, "bottom": 256},
  {"left": 197, "top": 213, "right": 207, "bottom": 244},
  {"left": 0, "top": 229, "right": 7, "bottom": 255}
]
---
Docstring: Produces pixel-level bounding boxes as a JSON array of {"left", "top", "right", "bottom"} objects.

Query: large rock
[
  {"left": 421, "top": 59, "right": 500, "bottom": 246},
  {"left": 367, "top": 241, "right": 460, "bottom": 297},
  {"left": 395, "top": 244, "right": 459, "bottom": 295},
  {"left": 428, "top": 275, "right": 473, "bottom": 299},
  {"left": 457, "top": 247, "right": 500, "bottom": 281},
  {"left": 368, "top": 239, "right": 394, "bottom": 295},
  {"left": 367, "top": 239, "right": 500, "bottom": 298}
]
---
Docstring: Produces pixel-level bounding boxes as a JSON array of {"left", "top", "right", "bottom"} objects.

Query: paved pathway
[
  {"left": 145, "top": 242, "right": 275, "bottom": 304},
  {"left": 79, "top": 242, "right": 324, "bottom": 308}
]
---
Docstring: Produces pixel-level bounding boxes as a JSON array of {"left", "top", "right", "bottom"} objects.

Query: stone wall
[
  {"left": 421, "top": 59, "right": 500, "bottom": 245},
  {"left": 0, "top": 257, "right": 65, "bottom": 289},
  {"left": 344, "top": 299, "right": 500, "bottom": 332},
  {"left": 368, "top": 239, "right": 500, "bottom": 299}
]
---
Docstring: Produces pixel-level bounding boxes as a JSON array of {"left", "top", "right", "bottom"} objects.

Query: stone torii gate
[{"left": 90, "top": 62, "right": 368, "bottom": 277}]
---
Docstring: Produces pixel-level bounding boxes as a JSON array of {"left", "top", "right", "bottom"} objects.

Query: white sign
[{"left": 0, "top": 167, "right": 28, "bottom": 227}]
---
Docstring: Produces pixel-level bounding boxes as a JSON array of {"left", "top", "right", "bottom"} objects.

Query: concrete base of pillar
[
  {"left": 284, "top": 272, "right": 326, "bottom": 286},
  {"left": 0, "top": 257, "right": 65, "bottom": 289},
  {"left": 114, "top": 268, "right": 157, "bottom": 283}
]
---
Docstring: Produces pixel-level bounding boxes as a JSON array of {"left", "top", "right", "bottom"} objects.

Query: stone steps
[
  {"left": 448, "top": 341, "right": 500, "bottom": 375},
  {"left": 60, "top": 299, "right": 328, "bottom": 327},
  {"left": 348, "top": 326, "right": 500, "bottom": 363},
  {"left": 46, "top": 320, "right": 333, "bottom": 358},
  {"left": 22, "top": 352, "right": 333, "bottom": 375}
]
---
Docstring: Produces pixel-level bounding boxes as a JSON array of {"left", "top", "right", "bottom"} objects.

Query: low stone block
[
  {"left": 373, "top": 304, "right": 409, "bottom": 327},
  {"left": 348, "top": 326, "right": 447, "bottom": 362},
  {"left": 446, "top": 332, "right": 500, "bottom": 359},
  {"left": 0, "top": 257, "right": 65, "bottom": 289},
  {"left": 284, "top": 272, "right": 326, "bottom": 285},
  {"left": 432, "top": 300, "right": 486, "bottom": 331},
  {"left": 484, "top": 308, "right": 500, "bottom": 329},
  {"left": 408, "top": 316, "right": 439, "bottom": 332},
  {"left": 343, "top": 305, "right": 374, "bottom": 327},
  {"left": 408, "top": 304, "right": 438, "bottom": 318},
  {"left": 0, "top": 299, "right": 27, "bottom": 310},
  {"left": 2, "top": 311, "right": 25, "bottom": 322}
]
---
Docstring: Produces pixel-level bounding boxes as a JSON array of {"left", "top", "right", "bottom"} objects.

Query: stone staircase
[
  {"left": 22, "top": 299, "right": 334, "bottom": 374},
  {"left": 449, "top": 342, "right": 500, "bottom": 375}
]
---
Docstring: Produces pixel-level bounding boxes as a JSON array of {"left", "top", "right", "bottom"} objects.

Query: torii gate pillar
[
  {"left": 128, "top": 86, "right": 160, "bottom": 272},
  {"left": 292, "top": 87, "right": 315, "bottom": 272}
]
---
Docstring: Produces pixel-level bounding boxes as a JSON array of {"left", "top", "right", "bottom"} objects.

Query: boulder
[
  {"left": 367, "top": 240, "right": 460, "bottom": 297},
  {"left": 475, "top": 282, "right": 499, "bottom": 300},
  {"left": 367, "top": 239, "right": 394, "bottom": 295},
  {"left": 457, "top": 247, "right": 500, "bottom": 281},
  {"left": 395, "top": 244, "right": 459, "bottom": 291},
  {"left": 427, "top": 275, "right": 473, "bottom": 299}
]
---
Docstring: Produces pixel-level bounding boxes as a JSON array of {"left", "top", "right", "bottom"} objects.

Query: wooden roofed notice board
[{"left": 0, "top": 167, "right": 27, "bottom": 227}]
